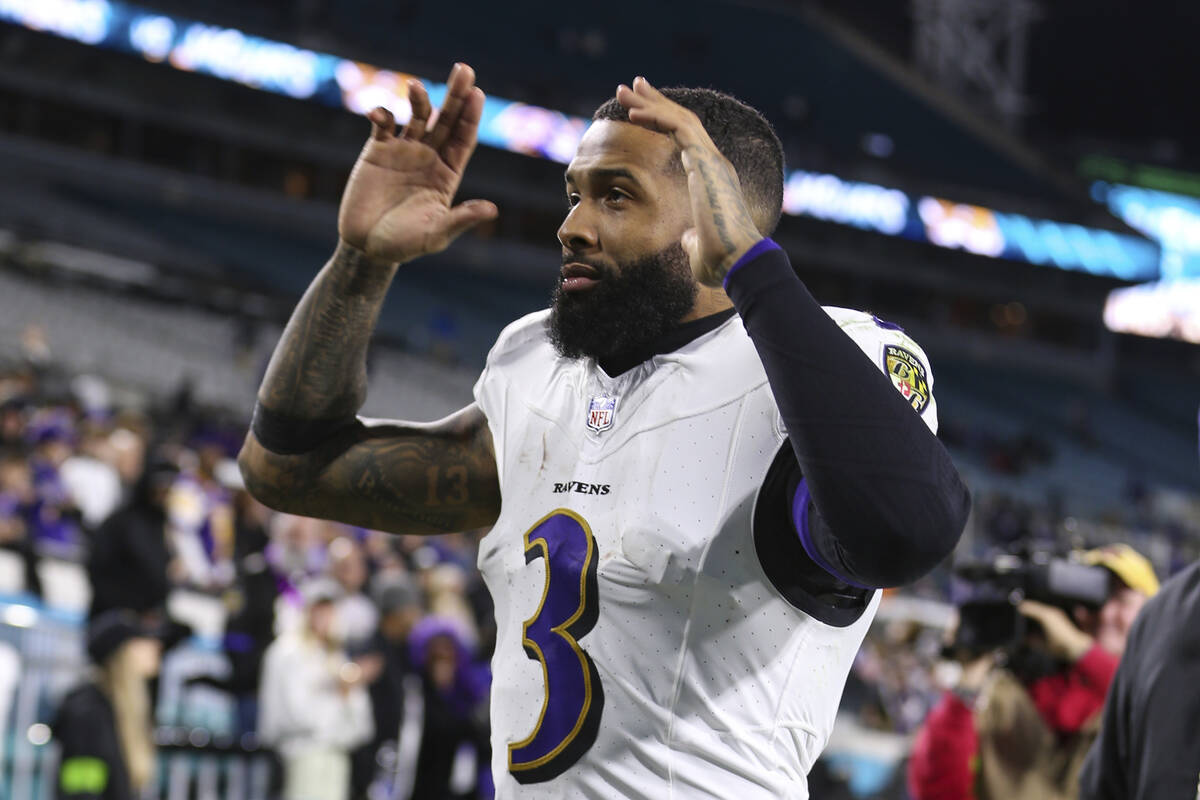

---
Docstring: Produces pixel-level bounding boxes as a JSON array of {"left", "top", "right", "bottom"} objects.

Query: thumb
[{"left": 442, "top": 199, "right": 499, "bottom": 243}]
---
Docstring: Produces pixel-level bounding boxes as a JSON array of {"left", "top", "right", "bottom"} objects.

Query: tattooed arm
[
  {"left": 239, "top": 63, "right": 502, "bottom": 535},
  {"left": 239, "top": 404, "right": 500, "bottom": 535},
  {"left": 238, "top": 244, "right": 501, "bottom": 534}
]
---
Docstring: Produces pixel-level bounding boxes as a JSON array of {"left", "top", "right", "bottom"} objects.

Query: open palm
[{"left": 338, "top": 63, "right": 498, "bottom": 265}]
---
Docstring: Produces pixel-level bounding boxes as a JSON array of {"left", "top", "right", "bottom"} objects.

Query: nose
[{"left": 557, "top": 203, "right": 598, "bottom": 253}]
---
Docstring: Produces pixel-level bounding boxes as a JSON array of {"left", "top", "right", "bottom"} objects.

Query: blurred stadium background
[{"left": 0, "top": 0, "right": 1198, "bottom": 798}]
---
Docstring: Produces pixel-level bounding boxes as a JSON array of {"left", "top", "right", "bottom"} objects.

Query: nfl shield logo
[{"left": 586, "top": 395, "right": 617, "bottom": 433}]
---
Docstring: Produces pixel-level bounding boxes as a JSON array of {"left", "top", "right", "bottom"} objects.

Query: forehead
[{"left": 566, "top": 120, "right": 677, "bottom": 183}]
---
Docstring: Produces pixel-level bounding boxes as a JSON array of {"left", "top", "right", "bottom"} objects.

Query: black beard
[{"left": 549, "top": 243, "right": 697, "bottom": 362}]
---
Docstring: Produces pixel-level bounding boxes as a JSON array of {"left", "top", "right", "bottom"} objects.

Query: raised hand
[
  {"left": 616, "top": 76, "right": 761, "bottom": 286},
  {"left": 338, "top": 62, "right": 499, "bottom": 265},
  {"left": 1018, "top": 600, "right": 1094, "bottom": 662}
]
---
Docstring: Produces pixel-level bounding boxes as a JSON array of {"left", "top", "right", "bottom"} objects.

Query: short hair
[{"left": 592, "top": 88, "right": 785, "bottom": 235}]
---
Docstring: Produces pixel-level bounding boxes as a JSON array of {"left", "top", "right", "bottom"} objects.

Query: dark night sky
[{"left": 813, "top": 0, "right": 1200, "bottom": 162}]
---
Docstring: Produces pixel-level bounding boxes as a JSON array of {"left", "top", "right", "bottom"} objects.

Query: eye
[
  {"left": 566, "top": 193, "right": 581, "bottom": 208},
  {"left": 605, "top": 188, "right": 630, "bottom": 205}
]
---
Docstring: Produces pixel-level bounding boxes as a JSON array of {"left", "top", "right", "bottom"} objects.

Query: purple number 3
[{"left": 508, "top": 509, "right": 604, "bottom": 783}]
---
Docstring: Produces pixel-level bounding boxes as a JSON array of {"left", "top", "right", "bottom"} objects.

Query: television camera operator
[{"left": 907, "top": 544, "right": 1159, "bottom": 800}]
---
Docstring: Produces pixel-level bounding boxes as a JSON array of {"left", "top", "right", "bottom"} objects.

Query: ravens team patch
[{"left": 883, "top": 344, "right": 930, "bottom": 414}]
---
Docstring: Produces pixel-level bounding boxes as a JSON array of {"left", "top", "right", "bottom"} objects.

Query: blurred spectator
[
  {"left": 60, "top": 419, "right": 122, "bottom": 529},
  {"left": 0, "top": 447, "right": 43, "bottom": 595},
  {"left": 20, "top": 323, "right": 52, "bottom": 368},
  {"left": 363, "top": 529, "right": 408, "bottom": 577},
  {"left": 1, "top": 397, "right": 27, "bottom": 448},
  {"left": 268, "top": 514, "right": 328, "bottom": 589},
  {"left": 27, "top": 409, "right": 86, "bottom": 556},
  {"left": 222, "top": 483, "right": 279, "bottom": 733},
  {"left": 421, "top": 563, "right": 478, "bottom": 641},
  {"left": 908, "top": 545, "right": 1159, "bottom": 800},
  {"left": 352, "top": 573, "right": 422, "bottom": 799},
  {"left": 53, "top": 610, "right": 162, "bottom": 800},
  {"left": 259, "top": 583, "right": 374, "bottom": 800},
  {"left": 166, "top": 434, "right": 236, "bottom": 589},
  {"left": 87, "top": 459, "right": 180, "bottom": 621},
  {"left": 106, "top": 424, "right": 148, "bottom": 487},
  {"left": 188, "top": 482, "right": 281, "bottom": 735},
  {"left": 387, "top": 616, "right": 491, "bottom": 800},
  {"left": 328, "top": 535, "right": 378, "bottom": 650}
]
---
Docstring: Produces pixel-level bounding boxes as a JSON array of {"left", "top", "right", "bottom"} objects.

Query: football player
[{"left": 239, "top": 63, "right": 970, "bottom": 799}]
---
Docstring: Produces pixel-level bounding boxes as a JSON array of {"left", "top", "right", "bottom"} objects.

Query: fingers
[
  {"left": 367, "top": 106, "right": 396, "bottom": 142},
  {"left": 1017, "top": 600, "right": 1049, "bottom": 619},
  {"left": 442, "top": 198, "right": 499, "bottom": 243},
  {"left": 1018, "top": 600, "right": 1068, "bottom": 626},
  {"left": 402, "top": 79, "right": 431, "bottom": 141},
  {"left": 617, "top": 80, "right": 672, "bottom": 134},
  {"left": 617, "top": 76, "right": 715, "bottom": 152},
  {"left": 440, "top": 87, "right": 485, "bottom": 175},
  {"left": 426, "top": 62, "right": 476, "bottom": 153}
]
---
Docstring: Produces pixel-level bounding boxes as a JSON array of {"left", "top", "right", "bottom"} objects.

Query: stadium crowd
[{"left": 0, "top": 347, "right": 496, "bottom": 800}]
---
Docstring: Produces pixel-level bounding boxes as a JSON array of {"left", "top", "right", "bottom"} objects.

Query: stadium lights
[
  {"left": 1104, "top": 279, "right": 1200, "bottom": 345},
  {"left": 0, "top": 0, "right": 1162, "bottom": 283},
  {"left": 1, "top": 602, "right": 38, "bottom": 628},
  {"left": 786, "top": 171, "right": 1159, "bottom": 280},
  {"left": 1095, "top": 182, "right": 1200, "bottom": 344}
]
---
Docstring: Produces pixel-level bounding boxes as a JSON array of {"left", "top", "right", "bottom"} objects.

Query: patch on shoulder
[{"left": 882, "top": 344, "right": 930, "bottom": 415}]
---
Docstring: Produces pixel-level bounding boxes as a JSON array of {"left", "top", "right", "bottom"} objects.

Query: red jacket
[{"left": 907, "top": 645, "right": 1119, "bottom": 800}]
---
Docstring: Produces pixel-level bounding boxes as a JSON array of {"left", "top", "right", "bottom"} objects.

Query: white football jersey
[{"left": 473, "top": 307, "right": 938, "bottom": 799}]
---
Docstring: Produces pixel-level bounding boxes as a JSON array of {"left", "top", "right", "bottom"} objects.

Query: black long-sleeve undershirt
[{"left": 726, "top": 239, "right": 970, "bottom": 589}]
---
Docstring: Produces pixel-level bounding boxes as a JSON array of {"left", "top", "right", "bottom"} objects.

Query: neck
[
  {"left": 679, "top": 285, "right": 733, "bottom": 323},
  {"left": 597, "top": 304, "right": 737, "bottom": 377}
]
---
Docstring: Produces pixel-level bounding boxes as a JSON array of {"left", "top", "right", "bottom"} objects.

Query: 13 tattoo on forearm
[
  {"left": 337, "top": 421, "right": 498, "bottom": 533},
  {"left": 258, "top": 241, "right": 398, "bottom": 421},
  {"left": 241, "top": 413, "right": 500, "bottom": 535}
]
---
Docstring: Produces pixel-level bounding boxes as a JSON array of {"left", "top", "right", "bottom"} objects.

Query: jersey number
[{"left": 508, "top": 509, "right": 604, "bottom": 783}]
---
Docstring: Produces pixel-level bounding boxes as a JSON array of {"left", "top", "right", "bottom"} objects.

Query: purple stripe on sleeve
[
  {"left": 792, "top": 479, "right": 874, "bottom": 590},
  {"left": 872, "top": 315, "right": 905, "bottom": 332},
  {"left": 722, "top": 238, "right": 782, "bottom": 291}
]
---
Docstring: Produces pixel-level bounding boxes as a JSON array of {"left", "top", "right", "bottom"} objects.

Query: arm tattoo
[
  {"left": 243, "top": 244, "right": 502, "bottom": 535},
  {"left": 259, "top": 242, "right": 397, "bottom": 420},
  {"left": 242, "top": 404, "right": 501, "bottom": 536},
  {"left": 691, "top": 146, "right": 761, "bottom": 276},
  {"left": 696, "top": 156, "right": 737, "bottom": 252},
  {"left": 333, "top": 419, "right": 500, "bottom": 534}
]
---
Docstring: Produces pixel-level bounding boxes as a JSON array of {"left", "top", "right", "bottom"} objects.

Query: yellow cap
[{"left": 1081, "top": 544, "right": 1160, "bottom": 598}]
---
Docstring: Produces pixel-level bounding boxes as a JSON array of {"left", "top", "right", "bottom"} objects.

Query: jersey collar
[{"left": 598, "top": 308, "right": 737, "bottom": 378}]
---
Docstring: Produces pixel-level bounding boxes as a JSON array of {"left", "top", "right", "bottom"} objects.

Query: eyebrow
[{"left": 564, "top": 166, "right": 641, "bottom": 187}]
